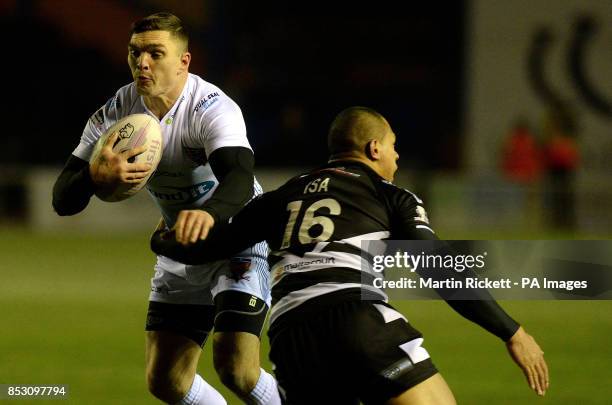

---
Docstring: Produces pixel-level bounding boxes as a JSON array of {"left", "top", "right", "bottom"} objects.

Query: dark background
[{"left": 0, "top": 0, "right": 465, "bottom": 170}]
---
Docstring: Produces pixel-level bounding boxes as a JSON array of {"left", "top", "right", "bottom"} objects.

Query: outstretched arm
[
  {"left": 413, "top": 229, "right": 549, "bottom": 396},
  {"left": 405, "top": 227, "right": 522, "bottom": 340},
  {"left": 393, "top": 194, "right": 549, "bottom": 396}
]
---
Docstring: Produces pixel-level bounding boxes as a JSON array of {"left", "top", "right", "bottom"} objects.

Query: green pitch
[{"left": 1, "top": 229, "right": 610, "bottom": 404}]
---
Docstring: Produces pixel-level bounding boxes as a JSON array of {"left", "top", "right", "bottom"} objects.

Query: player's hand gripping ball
[{"left": 89, "top": 114, "right": 163, "bottom": 202}]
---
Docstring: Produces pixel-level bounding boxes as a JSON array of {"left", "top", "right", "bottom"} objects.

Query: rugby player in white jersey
[{"left": 52, "top": 12, "right": 280, "bottom": 405}]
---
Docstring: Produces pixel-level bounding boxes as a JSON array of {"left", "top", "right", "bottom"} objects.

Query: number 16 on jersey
[{"left": 281, "top": 198, "right": 341, "bottom": 249}]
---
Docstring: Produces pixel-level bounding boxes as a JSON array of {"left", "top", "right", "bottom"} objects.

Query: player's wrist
[{"left": 507, "top": 325, "right": 526, "bottom": 343}]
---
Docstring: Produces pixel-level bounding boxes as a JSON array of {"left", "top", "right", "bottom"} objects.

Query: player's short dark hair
[
  {"left": 328, "top": 106, "right": 387, "bottom": 157},
  {"left": 130, "top": 12, "right": 189, "bottom": 50}
]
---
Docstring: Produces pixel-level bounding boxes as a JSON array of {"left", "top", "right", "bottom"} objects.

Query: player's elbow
[
  {"left": 52, "top": 197, "right": 83, "bottom": 216},
  {"left": 52, "top": 202, "right": 75, "bottom": 216}
]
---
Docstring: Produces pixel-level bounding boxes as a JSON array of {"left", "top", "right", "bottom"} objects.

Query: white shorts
[{"left": 149, "top": 241, "right": 271, "bottom": 306}]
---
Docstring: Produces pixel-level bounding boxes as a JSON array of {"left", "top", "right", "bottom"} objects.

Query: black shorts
[
  {"left": 145, "top": 290, "right": 269, "bottom": 346},
  {"left": 269, "top": 300, "right": 438, "bottom": 404}
]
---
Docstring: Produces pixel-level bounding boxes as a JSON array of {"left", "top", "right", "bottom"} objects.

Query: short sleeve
[
  {"left": 72, "top": 95, "right": 120, "bottom": 161},
  {"left": 387, "top": 184, "right": 436, "bottom": 238},
  {"left": 192, "top": 94, "right": 251, "bottom": 157}
]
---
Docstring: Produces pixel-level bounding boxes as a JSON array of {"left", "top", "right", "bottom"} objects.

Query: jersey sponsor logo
[
  {"left": 282, "top": 257, "right": 336, "bottom": 272},
  {"left": 380, "top": 357, "right": 415, "bottom": 380},
  {"left": 148, "top": 180, "right": 215, "bottom": 204},
  {"left": 193, "top": 92, "right": 220, "bottom": 112},
  {"left": 272, "top": 257, "right": 337, "bottom": 284}
]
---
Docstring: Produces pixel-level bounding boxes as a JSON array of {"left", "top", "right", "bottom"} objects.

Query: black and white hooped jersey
[
  {"left": 152, "top": 160, "right": 521, "bottom": 341},
  {"left": 73, "top": 73, "right": 263, "bottom": 277},
  {"left": 192, "top": 160, "right": 435, "bottom": 325}
]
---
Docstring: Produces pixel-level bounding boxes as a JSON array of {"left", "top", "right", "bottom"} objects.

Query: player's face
[
  {"left": 127, "top": 30, "right": 189, "bottom": 98},
  {"left": 378, "top": 128, "right": 399, "bottom": 181}
]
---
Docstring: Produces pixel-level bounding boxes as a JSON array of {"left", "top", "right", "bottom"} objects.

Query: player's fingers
[
  {"left": 531, "top": 365, "right": 544, "bottom": 396},
  {"left": 524, "top": 366, "right": 536, "bottom": 393},
  {"left": 189, "top": 225, "right": 202, "bottom": 244},
  {"left": 198, "top": 213, "right": 214, "bottom": 240},
  {"left": 123, "top": 145, "right": 148, "bottom": 159},
  {"left": 119, "top": 169, "right": 150, "bottom": 182},
  {"left": 199, "top": 224, "right": 211, "bottom": 241},
  {"left": 533, "top": 370, "right": 543, "bottom": 396},
  {"left": 103, "top": 132, "right": 119, "bottom": 149},
  {"left": 191, "top": 216, "right": 212, "bottom": 243},
  {"left": 174, "top": 212, "right": 187, "bottom": 243},
  {"left": 535, "top": 360, "right": 548, "bottom": 394},
  {"left": 182, "top": 214, "right": 200, "bottom": 245},
  {"left": 126, "top": 162, "right": 153, "bottom": 173},
  {"left": 122, "top": 178, "right": 145, "bottom": 184},
  {"left": 122, "top": 175, "right": 148, "bottom": 183},
  {"left": 130, "top": 170, "right": 150, "bottom": 179},
  {"left": 542, "top": 358, "right": 550, "bottom": 388},
  {"left": 192, "top": 220, "right": 212, "bottom": 243}
]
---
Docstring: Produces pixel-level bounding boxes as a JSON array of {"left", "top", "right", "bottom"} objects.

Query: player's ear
[
  {"left": 365, "top": 139, "right": 380, "bottom": 161},
  {"left": 179, "top": 51, "right": 191, "bottom": 72}
]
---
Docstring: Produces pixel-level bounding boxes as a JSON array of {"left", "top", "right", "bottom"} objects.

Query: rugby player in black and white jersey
[
  {"left": 52, "top": 13, "right": 280, "bottom": 405},
  {"left": 152, "top": 106, "right": 550, "bottom": 404}
]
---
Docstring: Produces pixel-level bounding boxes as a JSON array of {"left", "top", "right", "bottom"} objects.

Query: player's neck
[
  {"left": 328, "top": 155, "right": 388, "bottom": 180},
  {"left": 143, "top": 74, "right": 188, "bottom": 119}
]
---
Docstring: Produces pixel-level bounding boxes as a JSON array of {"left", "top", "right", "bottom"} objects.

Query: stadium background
[{"left": 0, "top": 0, "right": 610, "bottom": 403}]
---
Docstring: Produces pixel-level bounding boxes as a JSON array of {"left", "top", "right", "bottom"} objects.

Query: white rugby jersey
[{"left": 73, "top": 73, "right": 265, "bottom": 277}]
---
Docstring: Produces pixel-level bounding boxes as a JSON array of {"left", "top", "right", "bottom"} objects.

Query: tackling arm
[
  {"left": 395, "top": 195, "right": 547, "bottom": 395},
  {"left": 406, "top": 227, "right": 520, "bottom": 341},
  {"left": 152, "top": 192, "right": 269, "bottom": 264},
  {"left": 402, "top": 227, "right": 548, "bottom": 395}
]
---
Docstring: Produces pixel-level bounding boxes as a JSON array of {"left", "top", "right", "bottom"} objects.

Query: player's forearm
[
  {"left": 447, "top": 299, "right": 520, "bottom": 341},
  {"left": 52, "top": 155, "right": 96, "bottom": 216},
  {"left": 150, "top": 226, "right": 247, "bottom": 264},
  {"left": 425, "top": 266, "right": 520, "bottom": 341},
  {"left": 201, "top": 147, "right": 255, "bottom": 223},
  {"left": 407, "top": 233, "right": 520, "bottom": 341}
]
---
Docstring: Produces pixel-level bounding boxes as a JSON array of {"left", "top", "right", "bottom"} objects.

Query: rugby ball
[{"left": 89, "top": 113, "right": 163, "bottom": 202}]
